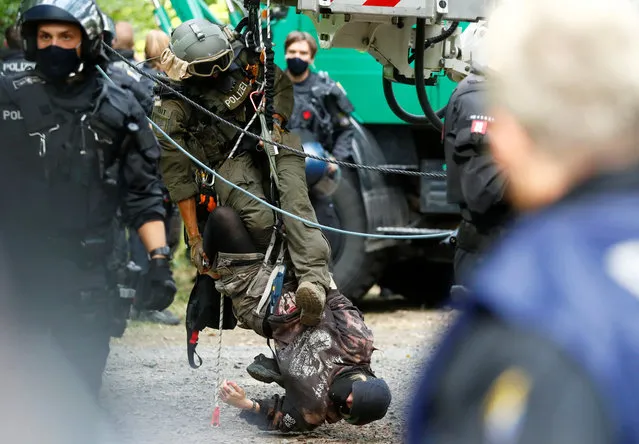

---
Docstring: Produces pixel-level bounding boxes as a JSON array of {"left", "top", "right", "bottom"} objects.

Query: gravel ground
[{"left": 98, "top": 297, "right": 456, "bottom": 444}]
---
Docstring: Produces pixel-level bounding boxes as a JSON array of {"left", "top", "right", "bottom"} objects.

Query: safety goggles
[{"left": 186, "top": 50, "right": 234, "bottom": 77}]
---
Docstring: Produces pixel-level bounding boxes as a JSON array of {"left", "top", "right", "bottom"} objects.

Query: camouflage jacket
[
  {"left": 150, "top": 45, "right": 295, "bottom": 203},
  {"left": 258, "top": 290, "right": 375, "bottom": 432}
]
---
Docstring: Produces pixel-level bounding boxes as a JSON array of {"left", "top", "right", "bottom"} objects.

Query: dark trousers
[{"left": 9, "top": 251, "right": 113, "bottom": 397}]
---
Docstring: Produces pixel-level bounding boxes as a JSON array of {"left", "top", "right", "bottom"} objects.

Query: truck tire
[
  {"left": 328, "top": 170, "right": 386, "bottom": 301},
  {"left": 378, "top": 258, "right": 453, "bottom": 307}
]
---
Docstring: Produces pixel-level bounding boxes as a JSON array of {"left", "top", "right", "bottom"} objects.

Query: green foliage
[{"left": 0, "top": 0, "right": 21, "bottom": 41}]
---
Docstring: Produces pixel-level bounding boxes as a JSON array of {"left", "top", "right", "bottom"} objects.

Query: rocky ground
[{"left": 99, "top": 294, "right": 456, "bottom": 444}]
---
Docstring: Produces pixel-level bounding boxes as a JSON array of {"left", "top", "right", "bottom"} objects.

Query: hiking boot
[
  {"left": 130, "top": 308, "right": 181, "bottom": 326},
  {"left": 296, "top": 281, "right": 326, "bottom": 327},
  {"left": 247, "top": 353, "right": 284, "bottom": 387}
]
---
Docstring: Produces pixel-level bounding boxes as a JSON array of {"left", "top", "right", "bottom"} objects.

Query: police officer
[
  {"left": 284, "top": 31, "right": 355, "bottom": 161},
  {"left": 152, "top": 19, "right": 332, "bottom": 326},
  {"left": 100, "top": 11, "right": 180, "bottom": 326},
  {"left": 0, "top": 23, "right": 35, "bottom": 75},
  {"left": 409, "top": 0, "right": 639, "bottom": 441},
  {"left": 444, "top": 21, "right": 512, "bottom": 285},
  {"left": 0, "top": 0, "right": 176, "bottom": 396},
  {"left": 283, "top": 31, "right": 355, "bottom": 249}
]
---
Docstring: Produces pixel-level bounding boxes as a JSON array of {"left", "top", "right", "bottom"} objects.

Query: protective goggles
[{"left": 186, "top": 50, "right": 234, "bottom": 77}]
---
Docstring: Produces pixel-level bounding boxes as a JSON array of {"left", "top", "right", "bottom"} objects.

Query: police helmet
[
  {"left": 460, "top": 20, "right": 489, "bottom": 72},
  {"left": 303, "top": 140, "right": 342, "bottom": 198},
  {"left": 100, "top": 10, "right": 115, "bottom": 48},
  {"left": 170, "top": 19, "right": 234, "bottom": 77},
  {"left": 18, "top": 0, "right": 104, "bottom": 62}
]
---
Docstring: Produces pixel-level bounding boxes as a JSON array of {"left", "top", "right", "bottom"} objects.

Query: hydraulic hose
[
  {"left": 408, "top": 21, "right": 459, "bottom": 64},
  {"left": 382, "top": 76, "right": 430, "bottom": 125},
  {"left": 414, "top": 18, "right": 444, "bottom": 131}
]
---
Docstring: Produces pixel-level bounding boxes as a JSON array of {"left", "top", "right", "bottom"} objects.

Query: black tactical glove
[{"left": 138, "top": 258, "right": 177, "bottom": 311}]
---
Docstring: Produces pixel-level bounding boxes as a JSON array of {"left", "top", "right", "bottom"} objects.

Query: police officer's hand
[
  {"left": 259, "top": 117, "right": 284, "bottom": 148},
  {"left": 139, "top": 258, "right": 177, "bottom": 311},
  {"left": 189, "top": 235, "right": 211, "bottom": 274}
]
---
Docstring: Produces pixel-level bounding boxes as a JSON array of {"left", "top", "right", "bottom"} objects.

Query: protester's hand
[
  {"left": 138, "top": 258, "right": 177, "bottom": 311},
  {"left": 220, "top": 380, "right": 251, "bottom": 409},
  {"left": 189, "top": 234, "right": 210, "bottom": 274}
]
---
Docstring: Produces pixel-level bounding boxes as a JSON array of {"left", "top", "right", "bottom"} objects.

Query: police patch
[
  {"left": 482, "top": 367, "right": 531, "bottom": 443},
  {"left": 469, "top": 114, "right": 495, "bottom": 135},
  {"left": 12, "top": 75, "right": 44, "bottom": 90},
  {"left": 223, "top": 80, "right": 251, "bottom": 111},
  {"left": 471, "top": 120, "right": 488, "bottom": 135}
]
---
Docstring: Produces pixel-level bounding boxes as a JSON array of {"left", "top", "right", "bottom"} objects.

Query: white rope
[{"left": 212, "top": 292, "right": 224, "bottom": 426}]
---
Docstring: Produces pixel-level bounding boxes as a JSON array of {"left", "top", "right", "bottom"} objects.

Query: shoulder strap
[{"left": 1, "top": 73, "right": 58, "bottom": 134}]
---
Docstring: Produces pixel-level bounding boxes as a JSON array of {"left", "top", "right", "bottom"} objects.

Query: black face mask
[
  {"left": 35, "top": 45, "right": 81, "bottom": 81},
  {"left": 329, "top": 373, "right": 356, "bottom": 414},
  {"left": 286, "top": 57, "right": 309, "bottom": 76}
]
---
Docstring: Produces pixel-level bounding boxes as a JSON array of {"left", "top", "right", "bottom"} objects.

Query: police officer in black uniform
[
  {"left": 444, "top": 68, "right": 511, "bottom": 284},
  {"left": 283, "top": 31, "right": 355, "bottom": 249},
  {"left": 100, "top": 10, "right": 180, "bottom": 326},
  {"left": 0, "top": 23, "right": 35, "bottom": 75},
  {"left": 0, "top": 0, "right": 176, "bottom": 396}
]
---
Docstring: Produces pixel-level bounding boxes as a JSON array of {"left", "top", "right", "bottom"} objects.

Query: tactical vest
[
  {"left": 180, "top": 43, "right": 262, "bottom": 167},
  {"left": 289, "top": 72, "right": 338, "bottom": 149},
  {"left": 0, "top": 70, "right": 138, "bottom": 242}
]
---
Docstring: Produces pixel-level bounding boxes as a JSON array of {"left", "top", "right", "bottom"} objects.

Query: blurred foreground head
[{"left": 486, "top": 0, "right": 639, "bottom": 210}]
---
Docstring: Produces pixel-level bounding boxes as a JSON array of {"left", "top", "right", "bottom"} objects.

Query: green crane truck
[{"left": 151, "top": 0, "right": 464, "bottom": 303}]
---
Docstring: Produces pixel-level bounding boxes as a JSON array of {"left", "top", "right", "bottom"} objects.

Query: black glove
[{"left": 138, "top": 257, "right": 177, "bottom": 311}]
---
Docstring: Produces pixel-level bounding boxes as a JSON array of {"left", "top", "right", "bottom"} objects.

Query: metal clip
[{"left": 28, "top": 124, "right": 60, "bottom": 157}]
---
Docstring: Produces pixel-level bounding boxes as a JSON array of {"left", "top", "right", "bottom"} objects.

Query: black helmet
[
  {"left": 18, "top": 0, "right": 104, "bottom": 62},
  {"left": 169, "top": 19, "right": 234, "bottom": 77},
  {"left": 100, "top": 10, "right": 115, "bottom": 48},
  {"left": 329, "top": 369, "right": 392, "bottom": 426}
]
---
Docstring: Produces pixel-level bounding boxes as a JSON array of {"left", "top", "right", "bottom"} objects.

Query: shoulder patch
[
  {"left": 12, "top": 75, "right": 44, "bottom": 90},
  {"left": 482, "top": 367, "right": 531, "bottom": 443},
  {"left": 222, "top": 80, "right": 251, "bottom": 111}
]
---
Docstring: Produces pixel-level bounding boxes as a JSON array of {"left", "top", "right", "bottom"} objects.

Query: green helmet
[{"left": 170, "top": 19, "right": 234, "bottom": 77}]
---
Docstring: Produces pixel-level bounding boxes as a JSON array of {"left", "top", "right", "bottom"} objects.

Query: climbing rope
[
  {"left": 101, "top": 43, "right": 446, "bottom": 179},
  {"left": 211, "top": 294, "right": 224, "bottom": 427}
]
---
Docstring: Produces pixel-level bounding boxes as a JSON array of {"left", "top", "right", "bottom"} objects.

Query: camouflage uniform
[{"left": 151, "top": 41, "right": 331, "bottom": 296}]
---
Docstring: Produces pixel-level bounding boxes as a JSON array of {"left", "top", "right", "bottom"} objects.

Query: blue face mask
[
  {"left": 35, "top": 45, "right": 81, "bottom": 81},
  {"left": 286, "top": 57, "right": 309, "bottom": 76}
]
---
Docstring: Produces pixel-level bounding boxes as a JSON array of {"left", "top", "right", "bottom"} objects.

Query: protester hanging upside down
[{"left": 199, "top": 206, "right": 391, "bottom": 432}]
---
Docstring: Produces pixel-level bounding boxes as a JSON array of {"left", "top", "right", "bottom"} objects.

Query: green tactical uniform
[{"left": 151, "top": 38, "right": 331, "bottom": 293}]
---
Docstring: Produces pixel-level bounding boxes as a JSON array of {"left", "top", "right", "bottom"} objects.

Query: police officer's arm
[
  {"left": 119, "top": 117, "right": 167, "bottom": 252},
  {"left": 417, "top": 310, "right": 613, "bottom": 444},
  {"left": 150, "top": 99, "right": 200, "bottom": 241},
  {"left": 325, "top": 83, "right": 356, "bottom": 160},
  {"left": 453, "top": 93, "right": 507, "bottom": 214}
]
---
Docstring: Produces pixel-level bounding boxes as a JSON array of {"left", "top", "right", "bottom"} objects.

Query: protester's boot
[
  {"left": 247, "top": 353, "right": 284, "bottom": 388},
  {"left": 296, "top": 281, "right": 326, "bottom": 327}
]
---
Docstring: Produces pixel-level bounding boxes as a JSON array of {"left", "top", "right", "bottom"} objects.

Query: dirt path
[{"left": 100, "top": 297, "right": 455, "bottom": 444}]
